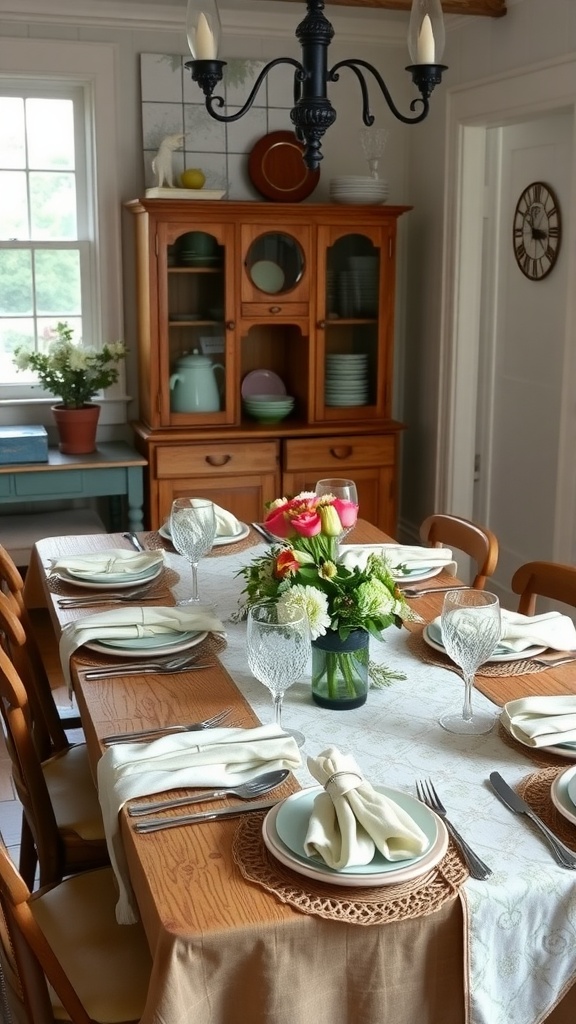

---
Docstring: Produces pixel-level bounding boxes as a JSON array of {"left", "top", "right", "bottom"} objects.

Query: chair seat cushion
[
  {"left": 30, "top": 867, "right": 151, "bottom": 1022},
  {"left": 43, "top": 744, "right": 105, "bottom": 840}
]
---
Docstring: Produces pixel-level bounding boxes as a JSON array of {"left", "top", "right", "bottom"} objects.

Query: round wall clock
[{"left": 513, "top": 181, "right": 561, "bottom": 280}]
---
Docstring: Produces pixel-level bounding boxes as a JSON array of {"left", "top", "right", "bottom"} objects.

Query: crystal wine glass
[
  {"left": 359, "top": 127, "right": 389, "bottom": 179},
  {"left": 246, "top": 602, "right": 310, "bottom": 748},
  {"left": 315, "top": 478, "right": 359, "bottom": 540},
  {"left": 170, "top": 498, "right": 216, "bottom": 605},
  {"left": 439, "top": 590, "right": 502, "bottom": 735}
]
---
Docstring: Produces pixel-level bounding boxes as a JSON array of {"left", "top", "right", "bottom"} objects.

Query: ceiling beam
[{"left": 277, "top": 0, "right": 507, "bottom": 16}]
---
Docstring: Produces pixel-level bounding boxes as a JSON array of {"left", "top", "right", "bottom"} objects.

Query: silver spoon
[{"left": 127, "top": 768, "right": 290, "bottom": 816}]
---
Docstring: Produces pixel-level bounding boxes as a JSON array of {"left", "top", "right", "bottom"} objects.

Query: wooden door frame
[{"left": 436, "top": 55, "right": 576, "bottom": 561}]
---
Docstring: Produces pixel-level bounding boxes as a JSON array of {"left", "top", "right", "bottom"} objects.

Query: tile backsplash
[{"left": 141, "top": 53, "right": 296, "bottom": 201}]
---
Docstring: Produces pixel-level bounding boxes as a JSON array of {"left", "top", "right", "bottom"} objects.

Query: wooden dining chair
[
  {"left": 0, "top": 839, "right": 151, "bottom": 1024},
  {"left": 0, "top": 542, "right": 82, "bottom": 744},
  {"left": 0, "top": 600, "right": 108, "bottom": 889},
  {"left": 511, "top": 560, "right": 576, "bottom": 615},
  {"left": 419, "top": 513, "right": 499, "bottom": 590}
]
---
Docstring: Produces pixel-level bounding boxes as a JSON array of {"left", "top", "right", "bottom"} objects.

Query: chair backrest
[
  {"left": 0, "top": 591, "right": 67, "bottom": 762},
  {"left": 0, "top": 635, "right": 66, "bottom": 891},
  {"left": 0, "top": 544, "right": 69, "bottom": 756},
  {"left": 511, "top": 560, "right": 576, "bottom": 616},
  {"left": 419, "top": 513, "right": 499, "bottom": 590}
]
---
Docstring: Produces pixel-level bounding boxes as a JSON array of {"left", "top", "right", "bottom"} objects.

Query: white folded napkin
[
  {"left": 501, "top": 696, "right": 576, "bottom": 748},
  {"left": 495, "top": 609, "right": 576, "bottom": 653},
  {"left": 97, "top": 724, "right": 301, "bottom": 923},
  {"left": 190, "top": 498, "right": 242, "bottom": 538},
  {"left": 339, "top": 544, "right": 456, "bottom": 576},
  {"left": 303, "top": 747, "right": 428, "bottom": 870},
  {"left": 59, "top": 605, "right": 224, "bottom": 691},
  {"left": 430, "top": 608, "right": 576, "bottom": 655},
  {"left": 51, "top": 548, "right": 164, "bottom": 577}
]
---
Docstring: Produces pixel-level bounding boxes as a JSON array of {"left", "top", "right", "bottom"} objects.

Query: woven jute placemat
[
  {"left": 74, "top": 631, "right": 227, "bottom": 670},
  {"left": 406, "top": 629, "right": 542, "bottom": 678},
  {"left": 232, "top": 812, "right": 468, "bottom": 926},
  {"left": 497, "top": 721, "right": 576, "bottom": 768},
  {"left": 517, "top": 767, "right": 576, "bottom": 851}
]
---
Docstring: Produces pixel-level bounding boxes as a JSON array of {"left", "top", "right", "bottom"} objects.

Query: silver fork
[
  {"left": 400, "top": 585, "right": 470, "bottom": 598},
  {"left": 416, "top": 778, "right": 492, "bottom": 880},
  {"left": 101, "top": 707, "right": 232, "bottom": 744}
]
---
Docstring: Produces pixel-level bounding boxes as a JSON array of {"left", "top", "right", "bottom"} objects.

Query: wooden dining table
[{"left": 24, "top": 523, "right": 576, "bottom": 1024}]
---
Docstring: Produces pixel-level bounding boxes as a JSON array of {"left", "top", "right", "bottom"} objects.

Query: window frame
[{"left": 0, "top": 39, "right": 123, "bottom": 409}]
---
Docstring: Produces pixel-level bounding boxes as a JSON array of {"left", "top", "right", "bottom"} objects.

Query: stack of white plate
[
  {"left": 325, "top": 353, "right": 369, "bottom": 407},
  {"left": 329, "top": 176, "right": 390, "bottom": 205},
  {"left": 348, "top": 256, "right": 379, "bottom": 316}
]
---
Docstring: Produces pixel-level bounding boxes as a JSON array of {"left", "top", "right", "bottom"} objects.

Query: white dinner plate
[
  {"left": 393, "top": 565, "right": 444, "bottom": 583},
  {"left": 56, "top": 563, "right": 163, "bottom": 591},
  {"left": 159, "top": 520, "right": 250, "bottom": 547},
  {"left": 261, "top": 786, "right": 448, "bottom": 888},
  {"left": 85, "top": 630, "right": 207, "bottom": 658},
  {"left": 423, "top": 622, "right": 546, "bottom": 664},
  {"left": 550, "top": 765, "right": 576, "bottom": 825}
]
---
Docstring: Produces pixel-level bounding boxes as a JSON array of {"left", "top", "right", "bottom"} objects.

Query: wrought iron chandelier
[{"left": 184, "top": 0, "right": 447, "bottom": 170}]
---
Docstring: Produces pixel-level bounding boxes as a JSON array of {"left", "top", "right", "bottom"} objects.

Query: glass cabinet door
[
  {"left": 161, "top": 224, "right": 235, "bottom": 426},
  {"left": 316, "top": 227, "right": 393, "bottom": 422}
]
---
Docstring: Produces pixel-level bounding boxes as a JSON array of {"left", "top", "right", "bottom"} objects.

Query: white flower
[{"left": 277, "top": 584, "right": 331, "bottom": 640}]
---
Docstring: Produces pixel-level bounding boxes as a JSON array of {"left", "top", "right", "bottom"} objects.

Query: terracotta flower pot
[{"left": 51, "top": 403, "right": 100, "bottom": 455}]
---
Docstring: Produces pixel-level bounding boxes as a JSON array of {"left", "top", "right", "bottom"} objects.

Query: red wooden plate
[{"left": 248, "top": 130, "right": 320, "bottom": 203}]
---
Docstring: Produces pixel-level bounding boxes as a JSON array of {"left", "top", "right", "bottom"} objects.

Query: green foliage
[{"left": 12, "top": 320, "right": 127, "bottom": 408}]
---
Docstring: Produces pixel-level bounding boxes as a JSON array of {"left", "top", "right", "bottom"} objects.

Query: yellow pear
[{"left": 180, "top": 168, "right": 206, "bottom": 189}]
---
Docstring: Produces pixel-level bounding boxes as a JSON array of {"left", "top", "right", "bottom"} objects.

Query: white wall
[{"left": 400, "top": 0, "right": 576, "bottom": 543}]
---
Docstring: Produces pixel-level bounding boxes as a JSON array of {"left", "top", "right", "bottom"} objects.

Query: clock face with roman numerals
[{"left": 513, "top": 181, "right": 561, "bottom": 280}]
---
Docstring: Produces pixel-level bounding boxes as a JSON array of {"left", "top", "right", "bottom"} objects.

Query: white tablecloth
[{"left": 193, "top": 546, "right": 576, "bottom": 1024}]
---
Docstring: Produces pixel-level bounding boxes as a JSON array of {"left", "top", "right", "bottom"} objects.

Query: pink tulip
[{"left": 332, "top": 498, "right": 358, "bottom": 528}]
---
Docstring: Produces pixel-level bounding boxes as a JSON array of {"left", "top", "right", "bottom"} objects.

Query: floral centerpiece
[
  {"left": 237, "top": 492, "right": 410, "bottom": 709},
  {"left": 13, "top": 321, "right": 127, "bottom": 409}
]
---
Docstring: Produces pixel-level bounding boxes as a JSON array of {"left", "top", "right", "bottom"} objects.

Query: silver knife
[
  {"left": 133, "top": 797, "right": 280, "bottom": 832},
  {"left": 124, "top": 532, "right": 145, "bottom": 552},
  {"left": 489, "top": 772, "right": 576, "bottom": 868},
  {"left": 83, "top": 664, "right": 210, "bottom": 681},
  {"left": 250, "top": 523, "right": 278, "bottom": 544}
]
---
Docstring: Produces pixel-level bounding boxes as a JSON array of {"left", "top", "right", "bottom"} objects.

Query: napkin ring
[{"left": 324, "top": 770, "right": 363, "bottom": 797}]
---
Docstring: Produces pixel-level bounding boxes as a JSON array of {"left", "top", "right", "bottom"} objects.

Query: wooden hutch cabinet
[{"left": 126, "top": 198, "right": 409, "bottom": 532}]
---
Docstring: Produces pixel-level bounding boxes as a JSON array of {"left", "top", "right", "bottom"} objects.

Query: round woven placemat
[
  {"left": 406, "top": 629, "right": 542, "bottom": 677},
  {"left": 517, "top": 767, "right": 576, "bottom": 851},
  {"left": 146, "top": 530, "right": 259, "bottom": 558},
  {"left": 74, "top": 631, "right": 227, "bottom": 670},
  {"left": 232, "top": 812, "right": 468, "bottom": 926},
  {"left": 46, "top": 564, "right": 180, "bottom": 599},
  {"left": 497, "top": 721, "right": 576, "bottom": 768}
]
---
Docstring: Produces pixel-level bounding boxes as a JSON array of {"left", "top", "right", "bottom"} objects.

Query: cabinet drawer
[
  {"left": 283, "top": 434, "right": 395, "bottom": 471},
  {"left": 156, "top": 441, "right": 279, "bottom": 478},
  {"left": 241, "top": 302, "right": 308, "bottom": 319}
]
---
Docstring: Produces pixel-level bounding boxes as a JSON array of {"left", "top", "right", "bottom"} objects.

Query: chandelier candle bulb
[
  {"left": 417, "top": 15, "right": 435, "bottom": 64},
  {"left": 195, "top": 12, "right": 217, "bottom": 59}
]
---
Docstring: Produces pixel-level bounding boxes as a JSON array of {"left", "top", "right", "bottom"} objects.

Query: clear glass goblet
[
  {"left": 439, "top": 590, "right": 502, "bottom": 735},
  {"left": 170, "top": 498, "right": 216, "bottom": 605},
  {"left": 246, "top": 602, "right": 309, "bottom": 748},
  {"left": 314, "top": 478, "right": 359, "bottom": 541}
]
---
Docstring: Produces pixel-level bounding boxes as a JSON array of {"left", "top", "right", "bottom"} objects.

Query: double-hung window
[{"left": 0, "top": 85, "right": 93, "bottom": 396}]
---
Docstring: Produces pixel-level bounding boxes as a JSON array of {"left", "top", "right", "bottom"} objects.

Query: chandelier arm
[
  {"left": 329, "top": 58, "right": 430, "bottom": 125},
  {"left": 202, "top": 57, "right": 304, "bottom": 123}
]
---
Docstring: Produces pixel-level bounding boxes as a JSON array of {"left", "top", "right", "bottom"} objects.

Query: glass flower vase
[{"left": 311, "top": 629, "right": 369, "bottom": 710}]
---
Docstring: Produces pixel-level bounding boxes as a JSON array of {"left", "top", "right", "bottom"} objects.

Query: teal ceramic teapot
[{"left": 169, "top": 349, "right": 224, "bottom": 413}]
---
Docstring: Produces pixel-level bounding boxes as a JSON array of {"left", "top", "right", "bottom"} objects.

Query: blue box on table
[{"left": 0, "top": 425, "right": 49, "bottom": 465}]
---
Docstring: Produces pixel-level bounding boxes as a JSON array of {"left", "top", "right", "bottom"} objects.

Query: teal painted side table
[{"left": 0, "top": 441, "right": 147, "bottom": 531}]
